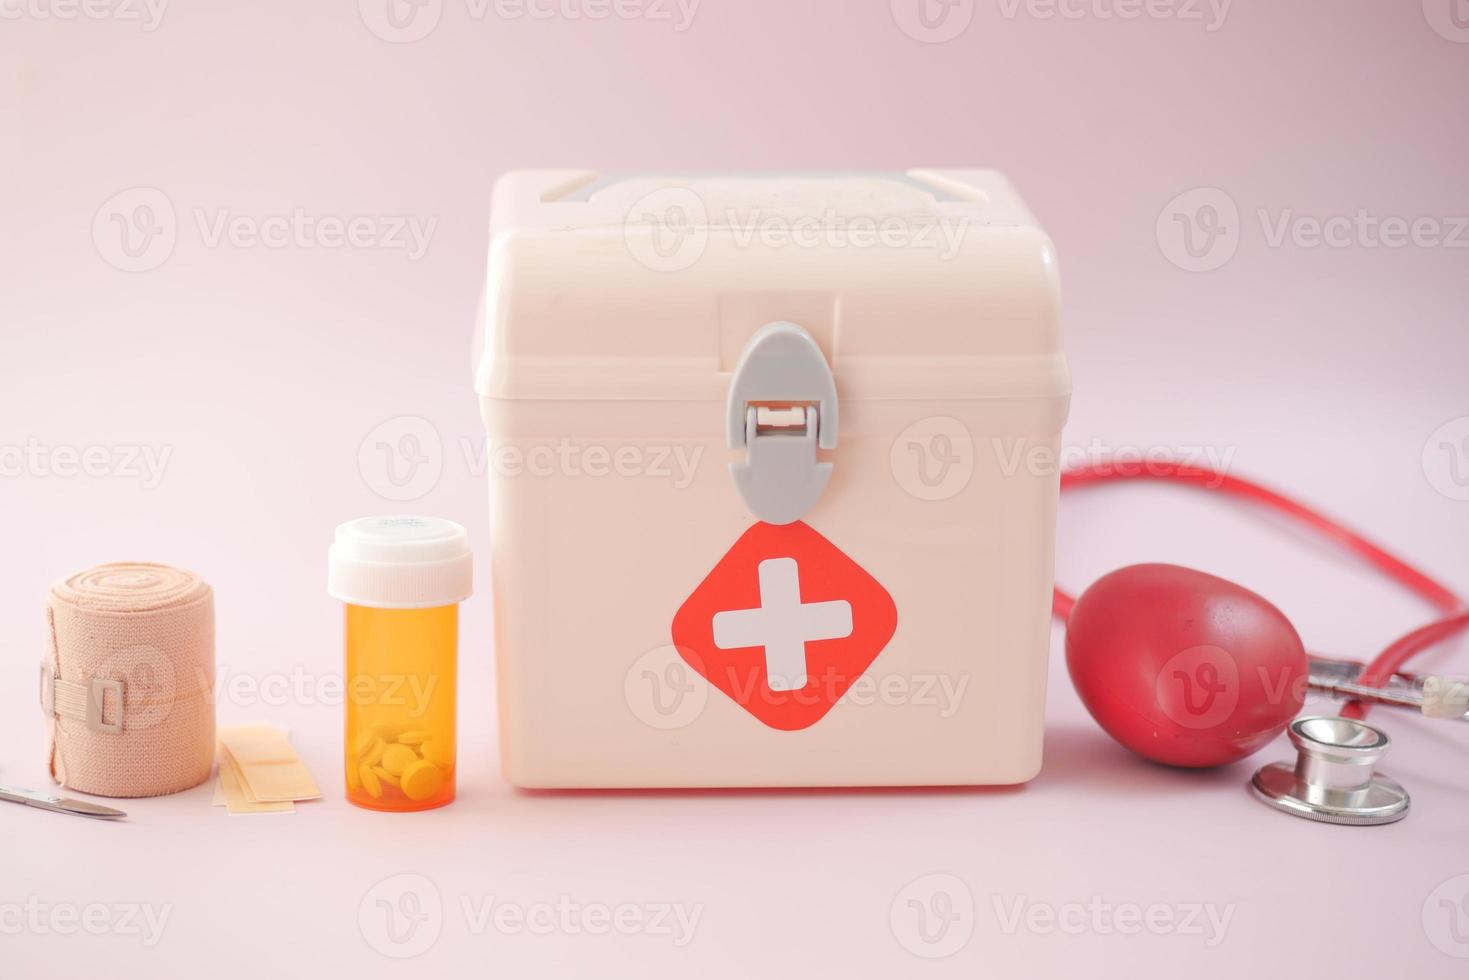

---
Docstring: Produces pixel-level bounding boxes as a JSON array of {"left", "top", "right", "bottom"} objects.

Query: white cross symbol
[{"left": 711, "top": 557, "right": 853, "bottom": 692}]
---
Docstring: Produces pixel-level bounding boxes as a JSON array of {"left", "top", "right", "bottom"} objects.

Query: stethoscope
[{"left": 1054, "top": 460, "right": 1469, "bottom": 827}]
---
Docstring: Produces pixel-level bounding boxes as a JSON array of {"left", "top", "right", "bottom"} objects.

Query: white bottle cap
[{"left": 328, "top": 516, "right": 473, "bottom": 609}]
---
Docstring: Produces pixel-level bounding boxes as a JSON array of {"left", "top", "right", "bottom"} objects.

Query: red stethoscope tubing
[{"left": 1050, "top": 461, "right": 1469, "bottom": 719}]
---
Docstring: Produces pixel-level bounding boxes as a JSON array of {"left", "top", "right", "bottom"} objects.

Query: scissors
[{"left": 0, "top": 784, "right": 126, "bottom": 820}]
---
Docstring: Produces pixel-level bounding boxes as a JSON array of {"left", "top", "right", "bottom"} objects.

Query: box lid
[{"left": 475, "top": 170, "right": 1067, "bottom": 402}]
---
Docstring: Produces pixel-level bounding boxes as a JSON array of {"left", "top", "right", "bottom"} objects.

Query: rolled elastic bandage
[{"left": 42, "top": 563, "right": 216, "bottom": 798}]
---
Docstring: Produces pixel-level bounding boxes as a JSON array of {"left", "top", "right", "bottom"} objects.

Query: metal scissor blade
[{"left": 0, "top": 784, "right": 127, "bottom": 819}]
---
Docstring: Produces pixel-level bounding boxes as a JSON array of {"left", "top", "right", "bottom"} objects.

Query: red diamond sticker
[{"left": 671, "top": 521, "right": 898, "bottom": 731}]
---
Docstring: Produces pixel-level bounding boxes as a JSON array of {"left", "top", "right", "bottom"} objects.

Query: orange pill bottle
[{"left": 328, "top": 517, "right": 472, "bottom": 812}]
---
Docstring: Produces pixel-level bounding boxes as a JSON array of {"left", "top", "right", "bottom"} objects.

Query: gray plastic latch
[{"left": 727, "top": 322, "right": 838, "bottom": 525}]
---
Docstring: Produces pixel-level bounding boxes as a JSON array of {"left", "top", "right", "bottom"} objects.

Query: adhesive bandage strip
[
  {"left": 215, "top": 750, "right": 294, "bottom": 815},
  {"left": 216, "top": 725, "right": 321, "bottom": 803}
]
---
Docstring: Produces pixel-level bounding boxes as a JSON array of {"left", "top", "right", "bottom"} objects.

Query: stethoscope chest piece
[{"left": 1249, "top": 716, "right": 1410, "bottom": 826}]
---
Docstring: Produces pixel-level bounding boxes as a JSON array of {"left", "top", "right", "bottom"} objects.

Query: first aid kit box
[{"left": 475, "top": 170, "right": 1070, "bottom": 788}]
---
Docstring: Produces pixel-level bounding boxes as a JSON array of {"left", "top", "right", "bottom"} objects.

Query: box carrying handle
[{"left": 726, "top": 322, "right": 838, "bottom": 526}]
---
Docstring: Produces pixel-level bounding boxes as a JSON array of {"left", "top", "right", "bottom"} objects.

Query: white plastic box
[{"left": 476, "top": 170, "right": 1069, "bottom": 787}]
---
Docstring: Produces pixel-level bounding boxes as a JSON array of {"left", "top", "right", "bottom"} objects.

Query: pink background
[{"left": 3, "top": 1, "right": 1468, "bottom": 976}]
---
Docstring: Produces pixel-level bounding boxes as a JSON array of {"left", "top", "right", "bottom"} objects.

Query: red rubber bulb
[{"left": 1065, "top": 564, "right": 1308, "bottom": 768}]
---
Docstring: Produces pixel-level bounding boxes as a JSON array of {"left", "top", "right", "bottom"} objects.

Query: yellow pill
[
  {"left": 399, "top": 760, "right": 444, "bottom": 802},
  {"left": 352, "top": 731, "right": 378, "bottom": 757},
  {"left": 360, "top": 738, "right": 386, "bottom": 767},
  {"left": 359, "top": 764, "right": 382, "bottom": 799},
  {"left": 372, "top": 765, "right": 399, "bottom": 788},
  {"left": 381, "top": 744, "right": 417, "bottom": 776},
  {"left": 372, "top": 723, "right": 402, "bottom": 742},
  {"left": 346, "top": 762, "right": 362, "bottom": 793},
  {"left": 398, "top": 730, "right": 431, "bottom": 746},
  {"left": 420, "top": 739, "right": 452, "bottom": 768}
]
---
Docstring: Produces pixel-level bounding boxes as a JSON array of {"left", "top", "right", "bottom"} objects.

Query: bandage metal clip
[{"left": 40, "top": 666, "right": 125, "bottom": 735}]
